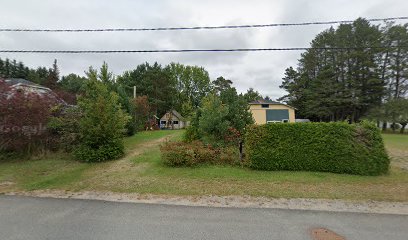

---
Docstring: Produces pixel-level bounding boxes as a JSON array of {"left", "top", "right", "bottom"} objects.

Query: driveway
[{"left": 0, "top": 195, "right": 407, "bottom": 240}]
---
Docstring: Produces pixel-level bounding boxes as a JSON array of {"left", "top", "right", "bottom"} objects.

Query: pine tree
[
  {"left": 280, "top": 18, "right": 390, "bottom": 122},
  {"left": 45, "top": 59, "right": 60, "bottom": 89}
]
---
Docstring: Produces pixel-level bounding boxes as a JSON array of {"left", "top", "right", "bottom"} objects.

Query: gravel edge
[{"left": 4, "top": 190, "right": 408, "bottom": 215}]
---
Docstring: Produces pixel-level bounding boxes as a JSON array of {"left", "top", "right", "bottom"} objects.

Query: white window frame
[{"left": 267, "top": 121, "right": 282, "bottom": 124}]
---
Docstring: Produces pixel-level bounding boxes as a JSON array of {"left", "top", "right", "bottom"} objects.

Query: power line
[
  {"left": 1, "top": 17, "right": 407, "bottom": 32},
  {"left": 0, "top": 46, "right": 406, "bottom": 54}
]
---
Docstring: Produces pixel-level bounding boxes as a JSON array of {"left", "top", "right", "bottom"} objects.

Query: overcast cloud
[{"left": 1, "top": 0, "right": 407, "bottom": 99}]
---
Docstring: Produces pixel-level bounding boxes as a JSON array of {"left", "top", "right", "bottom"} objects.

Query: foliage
[
  {"left": 183, "top": 109, "right": 202, "bottom": 142},
  {"left": 45, "top": 59, "right": 59, "bottom": 89},
  {"left": 48, "top": 106, "right": 81, "bottom": 152},
  {"left": 280, "top": 19, "right": 408, "bottom": 122},
  {"left": 161, "top": 141, "right": 238, "bottom": 167},
  {"left": 117, "top": 62, "right": 176, "bottom": 117},
  {"left": 0, "top": 80, "right": 59, "bottom": 155},
  {"left": 366, "top": 98, "right": 408, "bottom": 133},
  {"left": 74, "top": 79, "right": 130, "bottom": 162},
  {"left": 245, "top": 121, "right": 390, "bottom": 176},
  {"left": 198, "top": 93, "right": 230, "bottom": 144},
  {"left": 131, "top": 95, "right": 152, "bottom": 131},
  {"left": 167, "top": 63, "right": 212, "bottom": 112},
  {"left": 387, "top": 98, "right": 408, "bottom": 133},
  {"left": 117, "top": 62, "right": 214, "bottom": 118},
  {"left": 59, "top": 73, "right": 87, "bottom": 94},
  {"left": 185, "top": 85, "right": 253, "bottom": 146},
  {"left": 219, "top": 87, "right": 254, "bottom": 135},
  {"left": 85, "top": 62, "right": 137, "bottom": 135},
  {"left": 0, "top": 130, "right": 407, "bottom": 202},
  {"left": 116, "top": 85, "right": 135, "bottom": 135},
  {"left": 243, "top": 88, "right": 262, "bottom": 102},
  {"left": 0, "top": 58, "right": 30, "bottom": 79},
  {"left": 0, "top": 57, "right": 84, "bottom": 104},
  {"left": 382, "top": 23, "right": 408, "bottom": 99},
  {"left": 212, "top": 76, "right": 233, "bottom": 95}
]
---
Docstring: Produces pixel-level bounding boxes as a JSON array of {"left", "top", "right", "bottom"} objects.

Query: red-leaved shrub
[
  {"left": 0, "top": 80, "right": 60, "bottom": 154},
  {"left": 160, "top": 141, "right": 238, "bottom": 167}
]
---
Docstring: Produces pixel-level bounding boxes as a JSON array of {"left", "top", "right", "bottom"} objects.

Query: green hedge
[
  {"left": 74, "top": 140, "right": 124, "bottom": 162},
  {"left": 245, "top": 121, "right": 389, "bottom": 175}
]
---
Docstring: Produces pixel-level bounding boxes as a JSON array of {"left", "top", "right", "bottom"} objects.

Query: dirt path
[
  {"left": 0, "top": 134, "right": 173, "bottom": 193},
  {"left": 65, "top": 135, "right": 172, "bottom": 190},
  {"left": 105, "top": 136, "right": 171, "bottom": 172}
]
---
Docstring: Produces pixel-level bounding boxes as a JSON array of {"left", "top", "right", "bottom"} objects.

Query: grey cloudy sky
[{"left": 1, "top": 0, "right": 407, "bottom": 99}]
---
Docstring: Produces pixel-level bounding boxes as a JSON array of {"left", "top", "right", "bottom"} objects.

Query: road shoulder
[{"left": 4, "top": 190, "right": 408, "bottom": 215}]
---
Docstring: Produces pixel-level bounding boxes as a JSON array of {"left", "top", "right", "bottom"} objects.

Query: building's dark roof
[
  {"left": 5, "top": 78, "right": 49, "bottom": 89},
  {"left": 3, "top": 78, "right": 66, "bottom": 105},
  {"left": 249, "top": 99, "right": 296, "bottom": 109},
  {"left": 249, "top": 99, "right": 282, "bottom": 105}
]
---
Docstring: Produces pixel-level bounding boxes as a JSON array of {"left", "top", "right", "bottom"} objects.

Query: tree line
[
  {"left": 0, "top": 58, "right": 262, "bottom": 114},
  {"left": 1, "top": 57, "right": 263, "bottom": 160},
  {"left": 279, "top": 18, "right": 408, "bottom": 131}
]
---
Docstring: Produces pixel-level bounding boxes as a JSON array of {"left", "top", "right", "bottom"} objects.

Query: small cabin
[
  {"left": 160, "top": 110, "right": 187, "bottom": 130},
  {"left": 249, "top": 100, "right": 296, "bottom": 124}
]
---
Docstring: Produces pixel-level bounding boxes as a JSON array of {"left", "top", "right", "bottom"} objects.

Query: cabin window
[
  {"left": 173, "top": 121, "right": 179, "bottom": 124},
  {"left": 261, "top": 104, "right": 269, "bottom": 108},
  {"left": 266, "top": 109, "right": 289, "bottom": 122},
  {"left": 160, "top": 121, "right": 166, "bottom": 124}
]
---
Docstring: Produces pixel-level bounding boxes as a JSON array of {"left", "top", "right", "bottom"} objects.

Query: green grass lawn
[
  {"left": 1, "top": 131, "right": 407, "bottom": 202},
  {"left": 382, "top": 133, "right": 408, "bottom": 149}
]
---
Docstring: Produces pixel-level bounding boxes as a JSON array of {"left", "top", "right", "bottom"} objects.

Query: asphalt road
[{"left": 0, "top": 195, "right": 407, "bottom": 240}]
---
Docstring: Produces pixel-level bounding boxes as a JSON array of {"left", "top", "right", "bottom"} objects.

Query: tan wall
[{"left": 249, "top": 104, "right": 295, "bottom": 124}]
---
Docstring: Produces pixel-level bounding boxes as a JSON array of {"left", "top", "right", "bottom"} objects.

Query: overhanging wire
[
  {"left": 0, "top": 46, "right": 406, "bottom": 54},
  {"left": 0, "top": 17, "right": 407, "bottom": 32}
]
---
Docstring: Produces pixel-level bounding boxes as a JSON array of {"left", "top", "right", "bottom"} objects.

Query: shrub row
[
  {"left": 160, "top": 141, "right": 239, "bottom": 167},
  {"left": 245, "top": 121, "right": 389, "bottom": 175}
]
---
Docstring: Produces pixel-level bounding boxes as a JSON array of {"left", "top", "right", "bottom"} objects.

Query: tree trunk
[
  {"left": 239, "top": 140, "right": 243, "bottom": 163},
  {"left": 401, "top": 123, "right": 407, "bottom": 134},
  {"left": 382, "top": 122, "right": 387, "bottom": 131}
]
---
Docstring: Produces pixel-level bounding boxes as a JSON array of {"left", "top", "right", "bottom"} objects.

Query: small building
[
  {"left": 160, "top": 110, "right": 187, "bottom": 130},
  {"left": 249, "top": 100, "right": 296, "bottom": 124},
  {"left": 2, "top": 78, "right": 65, "bottom": 104},
  {"left": 4, "top": 78, "right": 52, "bottom": 95}
]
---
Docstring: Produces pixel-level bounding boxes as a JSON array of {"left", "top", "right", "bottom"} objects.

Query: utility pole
[{"left": 133, "top": 86, "right": 137, "bottom": 99}]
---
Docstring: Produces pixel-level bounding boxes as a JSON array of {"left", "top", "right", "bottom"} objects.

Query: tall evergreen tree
[
  {"left": 45, "top": 59, "right": 60, "bottom": 89},
  {"left": 280, "top": 18, "right": 393, "bottom": 122}
]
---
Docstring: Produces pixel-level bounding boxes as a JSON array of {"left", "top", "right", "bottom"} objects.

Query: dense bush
[
  {"left": 74, "top": 80, "right": 130, "bottom": 162},
  {"left": 161, "top": 141, "right": 238, "bottom": 167},
  {"left": 0, "top": 80, "right": 60, "bottom": 156},
  {"left": 48, "top": 106, "right": 81, "bottom": 152},
  {"left": 184, "top": 92, "right": 253, "bottom": 147},
  {"left": 74, "top": 140, "right": 124, "bottom": 163},
  {"left": 198, "top": 93, "right": 230, "bottom": 144},
  {"left": 245, "top": 121, "right": 389, "bottom": 175}
]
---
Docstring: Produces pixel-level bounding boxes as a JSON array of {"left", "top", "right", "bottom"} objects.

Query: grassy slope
[
  {"left": 0, "top": 131, "right": 407, "bottom": 201},
  {"left": 0, "top": 131, "right": 182, "bottom": 191}
]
